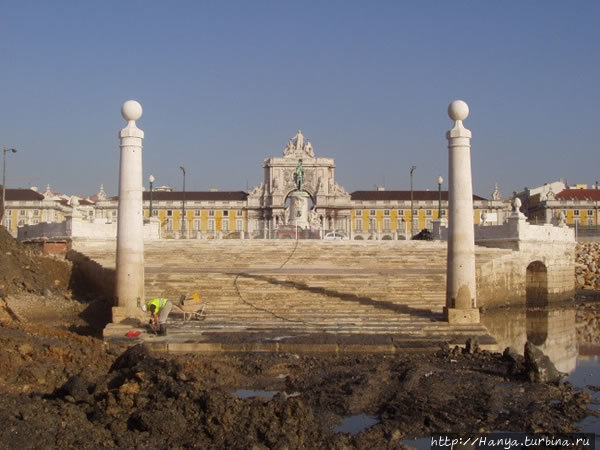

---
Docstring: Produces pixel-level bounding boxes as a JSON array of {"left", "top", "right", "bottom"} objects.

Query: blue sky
[{"left": 1, "top": 1, "right": 598, "bottom": 198}]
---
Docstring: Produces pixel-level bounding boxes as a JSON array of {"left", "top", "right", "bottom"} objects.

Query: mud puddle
[
  {"left": 333, "top": 413, "right": 380, "bottom": 434},
  {"left": 232, "top": 389, "right": 279, "bottom": 399}
]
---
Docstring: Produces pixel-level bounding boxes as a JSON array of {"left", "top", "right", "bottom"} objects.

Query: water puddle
[
  {"left": 401, "top": 437, "right": 430, "bottom": 449},
  {"left": 401, "top": 307, "right": 600, "bottom": 447},
  {"left": 232, "top": 389, "right": 279, "bottom": 399},
  {"left": 333, "top": 413, "right": 379, "bottom": 434},
  {"left": 567, "top": 356, "right": 600, "bottom": 445}
]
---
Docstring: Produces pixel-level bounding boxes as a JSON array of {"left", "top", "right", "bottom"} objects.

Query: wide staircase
[{"left": 75, "top": 240, "right": 512, "bottom": 352}]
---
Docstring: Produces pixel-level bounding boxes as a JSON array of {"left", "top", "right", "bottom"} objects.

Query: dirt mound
[
  {"left": 0, "top": 227, "right": 71, "bottom": 297},
  {"left": 0, "top": 320, "right": 114, "bottom": 395},
  {"left": 0, "top": 345, "right": 592, "bottom": 449}
]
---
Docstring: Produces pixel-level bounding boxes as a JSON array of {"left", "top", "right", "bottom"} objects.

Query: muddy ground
[{"left": 0, "top": 228, "right": 598, "bottom": 449}]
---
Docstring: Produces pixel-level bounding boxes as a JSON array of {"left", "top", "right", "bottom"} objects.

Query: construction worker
[{"left": 142, "top": 297, "right": 172, "bottom": 336}]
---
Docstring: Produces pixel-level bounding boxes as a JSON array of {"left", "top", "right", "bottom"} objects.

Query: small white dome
[
  {"left": 448, "top": 100, "right": 469, "bottom": 121},
  {"left": 121, "top": 100, "right": 143, "bottom": 121}
]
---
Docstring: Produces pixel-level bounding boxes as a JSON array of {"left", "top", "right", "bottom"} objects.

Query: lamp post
[
  {"left": 437, "top": 175, "right": 443, "bottom": 219},
  {"left": 179, "top": 166, "right": 186, "bottom": 237},
  {"left": 1, "top": 146, "right": 18, "bottom": 225},
  {"left": 148, "top": 174, "right": 155, "bottom": 218},
  {"left": 410, "top": 165, "right": 416, "bottom": 235}
]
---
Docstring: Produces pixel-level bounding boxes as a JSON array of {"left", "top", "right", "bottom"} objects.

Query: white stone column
[
  {"left": 114, "top": 100, "right": 145, "bottom": 323},
  {"left": 444, "top": 100, "right": 479, "bottom": 324}
]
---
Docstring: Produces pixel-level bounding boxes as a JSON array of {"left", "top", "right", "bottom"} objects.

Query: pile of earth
[
  {"left": 0, "top": 226, "right": 71, "bottom": 297},
  {"left": 0, "top": 343, "right": 594, "bottom": 449}
]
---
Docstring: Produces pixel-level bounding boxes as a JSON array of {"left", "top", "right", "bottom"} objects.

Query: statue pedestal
[{"left": 289, "top": 191, "right": 310, "bottom": 229}]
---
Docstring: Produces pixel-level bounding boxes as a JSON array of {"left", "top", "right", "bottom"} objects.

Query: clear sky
[{"left": 1, "top": 1, "right": 598, "bottom": 198}]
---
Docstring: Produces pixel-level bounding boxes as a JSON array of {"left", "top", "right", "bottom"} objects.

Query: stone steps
[{"left": 76, "top": 240, "right": 512, "bottom": 352}]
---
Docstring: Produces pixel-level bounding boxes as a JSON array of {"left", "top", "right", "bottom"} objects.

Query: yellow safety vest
[{"left": 147, "top": 298, "right": 168, "bottom": 314}]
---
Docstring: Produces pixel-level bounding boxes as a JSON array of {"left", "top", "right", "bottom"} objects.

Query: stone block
[{"left": 444, "top": 307, "right": 480, "bottom": 324}]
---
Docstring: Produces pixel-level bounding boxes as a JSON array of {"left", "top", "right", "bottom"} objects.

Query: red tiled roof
[
  {"left": 555, "top": 189, "right": 600, "bottom": 201},
  {"left": 350, "top": 190, "right": 487, "bottom": 201},
  {"left": 3, "top": 188, "right": 45, "bottom": 201}
]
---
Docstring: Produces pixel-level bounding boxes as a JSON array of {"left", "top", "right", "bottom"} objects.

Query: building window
[
  {"left": 426, "top": 210, "right": 432, "bottom": 216},
  {"left": 33, "top": 210, "right": 39, "bottom": 216},
  {"left": 167, "top": 210, "right": 173, "bottom": 217},
  {"left": 208, "top": 219, "right": 215, "bottom": 231},
  {"left": 223, "top": 210, "right": 229, "bottom": 217},
  {"left": 152, "top": 209, "right": 158, "bottom": 216},
  {"left": 588, "top": 218, "right": 594, "bottom": 226},
  {"left": 195, "top": 210, "right": 201, "bottom": 216},
  {"left": 383, "top": 218, "right": 390, "bottom": 231},
  {"left": 222, "top": 220, "right": 229, "bottom": 232},
  {"left": 237, "top": 210, "right": 243, "bottom": 216},
  {"left": 370, "top": 210, "right": 376, "bottom": 216},
  {"left": 370, "top": 218, "right": 376, "bottom": 231},
  {"left": 18, "top": 219, "right": 25, "bottom": 226},
  {"left": 33, "top": 219, "right": 39, "bottom": 224},
  {"left": 20, "top": 210, "right": 25, "bottom": 216},
  {"left": 384, "top": 209, "right": 390, "bottom": 216},
  {"left": 355, "top": 209, "right": 362, "bottom": 216},
  {"left": 587, "top": 210, "right": 594, "bottom": 216},
  {"left": 112, "top": 211, "right": 117, "bottom": 217},
  {"left": 236, "top": 219, "right": 242, "bottom": 232},
  {"left": 355, "top": 218, "right": 362, "bottom": 231},
  {"left": 166, "top": 218, "right": 173, "bottom": 231},
  {"left": 412, "top": 209, "right": 417, "bottom": 215},
  {"left": 194, "top": 219, "right": 200, "bottom": 231},
  {"left": 574, "top": 210, "right": 580, "bottom": 216},
  {"left": 441, "top": 209, "right": 446, "bottom": 216},
  {"left": 209, "top": 210, "right": 215, "bottom": 217}
]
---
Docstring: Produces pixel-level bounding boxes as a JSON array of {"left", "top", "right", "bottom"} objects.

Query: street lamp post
[
  {"left": 437, "top": 175, "right": 444, "bottom": 219},
  {"left": 179, "top": 166, "right": 186, "bottom": 237},
  {"left": 410, "top": 165, "right": 416, "bottom": 235},
  {"left": 148, "top": 174, "right": 155, "bottom": 218},
  {"left": 1, "top": 146, "right": 18, "bottom": 225}
]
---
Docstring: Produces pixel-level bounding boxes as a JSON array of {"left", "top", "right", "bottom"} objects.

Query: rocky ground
[
  {"left": 575, "top": 242, "right": 600, "bottom": 290},
  {"left": 0, "top": 228, "right": 598, "bottom": 449}
]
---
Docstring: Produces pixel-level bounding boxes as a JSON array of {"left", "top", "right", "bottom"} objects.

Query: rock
[
  {"left": 59, "top": 375, "right": 91, "bottom": 402},
  {"left": 119, "top": 382, "right": 140, "bottom": 395},
  {"left": 524, "top": 342, "right": 563, "bottom": 384},
  {"left": 110, "top": 344, "right": 152, "bottom": 372},
  {"left": 502, "top": 347, "right": 524, "bottom": 377},
  {"left": 17, "top": 343, "right": 34, "bottom": 356},
  {"left": 464, "top": 337, "right": 479, "bottom": 354},
  {"left": 502, "top": 347, "right": 520, "bottom": 363}
]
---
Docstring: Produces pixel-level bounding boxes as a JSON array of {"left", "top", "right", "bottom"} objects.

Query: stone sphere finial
[
  {"left": 448, "top": 100, "right": 469, "bottom": 121},
  {"left": 121, "top": 100, "right": 143, "bottom": 122}
]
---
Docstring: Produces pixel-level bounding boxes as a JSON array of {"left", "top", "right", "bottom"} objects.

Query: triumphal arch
[{"left": 246, "top": 130, "right": 352, "bottom": 237}]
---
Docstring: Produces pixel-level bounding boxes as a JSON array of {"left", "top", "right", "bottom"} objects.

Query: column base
[
  {"left": 112, "top": 306, "right": 145, "bottom": 324},
  {"left": 444, "top": 307, "right": 480, "bottom": 324}
]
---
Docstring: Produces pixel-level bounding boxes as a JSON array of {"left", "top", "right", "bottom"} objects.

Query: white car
[{"left": 323, "top": 231, "right": 347, "bottom": 241}]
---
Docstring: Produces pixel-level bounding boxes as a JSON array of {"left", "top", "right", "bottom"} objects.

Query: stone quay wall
[{"left": 474, "top": 217, "right": 575, "bottom": 308}]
